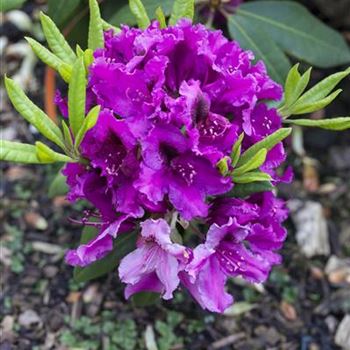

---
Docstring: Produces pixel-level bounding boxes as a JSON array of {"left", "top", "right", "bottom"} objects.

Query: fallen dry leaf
[{"left": 280, "top": 301, "right": 297, "bottom": 321}]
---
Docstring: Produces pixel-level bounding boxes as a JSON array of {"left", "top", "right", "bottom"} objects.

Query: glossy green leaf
[
  {"left": 294, "top": 67, "right": 350, "bottom": 106},
  {"left": 230, "top": 133, "right": 244, "bottom": 167},
  {"left": 4, "top": 77, "right": 65, "bottom": 150},
  {"left": 129, "top": 0, "right": 151, "bottom": 28},
  {"left": 48, "top": 170, "right": 69, "bottom": 198},
  {"left": 1, "top": 140, "right": 45, "bottom": 164},
  {"left": 236, "top": 1, "right": 350, "bottom": 68},
  {"left": 35, "top": 142, "right": 75, "bottom": 163},
  {"left": 74, "top": 231, "right": 137, "bottom": 283},
  {"left": 155, "top": 6, "right": 166, "bottom": 28},
  {"left": 68, "top": 57, "right": 87, "bottom": 136},
  {"left": 228, "top": 181, "right": 274, "bottom": 198},
  {"left": 107, "top": 0, "right": 173, "bottom": 26},
  {"left": 75, "top": 105, "right": 101, "bottom": 150},
  {"left": 227, "top": 14, "right": 291, "bottom": 84},
  {"left": 48, "top": 0, "right": 81, "bottom": 28},
  {"left": 25, "top": 37, "right": 72, "bottom": 83},
  {"left": 88, "top": 0, "right": 104, "bottom": 50},
  {"left": 233, "top": 171, "right": 272, "bottom": 184},
  {"left": 238, "top": 128, "right": 292, "bottom": 166},
  {"left": 169, "top": 0, "right": 194, "bottom": 25},
  {"left": 233, "top": 148, "right": 267, "bottom": 176},
  {"left": 285, "top": 117, "right": 350, "bottom": 131},
  {"left": 2, "top": 0, "right": 27, "bottom": 11},
  {"left": 39, "top": 12, "right": 76, "bottom": 65},
  {"left": 292, "top": 89, "right": 342, "bottom": 115}
]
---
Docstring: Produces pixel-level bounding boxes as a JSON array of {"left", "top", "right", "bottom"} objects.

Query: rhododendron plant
[{"left": 1, "top": 0, "right": 350, "bottom": 313}]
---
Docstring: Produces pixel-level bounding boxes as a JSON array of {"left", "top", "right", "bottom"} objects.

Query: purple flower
[
  {"left": 136, "top": 123, "right": 232, "bottom": 220},
  {"left": 181, "top": 215, "right": 283, "bottom": 312},
  {"left": 119, "top": 219, "right": 191, "bottom": 300}
]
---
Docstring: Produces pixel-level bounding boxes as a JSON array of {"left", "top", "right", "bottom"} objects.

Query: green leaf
[
  {"left": 83, "top": 49, "right": 94, "bottom": 70},
  {"left": 129, "top": 0, "right": 151, "bottom": 29},
  {"left": 1, "top": 140, "right": 45, "bottom": 164},
  {"left": 283, "top": 64, "right": 312, "bottom": 108},
  {"left": 48, "top": 170, "right": 69, "bottom": 198},
  {"left": 48, "top": 0, "right": 81, "bottom": 28},
  {"left": 233, "top": 171, "right": 272, "bottom": 184},
  {"left": 131, "top": 292, "right": 160, "bottom": 307},
  {"left": 227, "top": 14, "right": 291, "bottom": 84},
  {"left": 68, "top": 57, "right": 87, "bottom": 136},
  {"left": 2, "top": 0, "right": 27, "bottom": 11},
  {"left": 236, "top": 1, "right": 350, "bottom": 68},
  {"left": 216, "top": 157, "right": 229, "bottom": 176},
  {"left": 73, "top": 231, "right": 137, "bottom": 283},
  {"left": 61, "top": 120, "right": 74, "bottom": 152},
  {"left": 39, "top": 12, "right": 76, "bottom": 65},
  {"left": 228, "top": 181, "right": 274, "bottom": 198},
  {"left": 35, "top": 142, "right": 75, "bottom": 163},
  {"left": 238, "top": 128, "right": 292, "bottom": 166},
  {"left": 230, "top": 133, "right": 244, "bottom": 167},
  {"left": 292, "top": 89, "right": 342, "bottom": 115},
  {"left": 233, "top": 148, "right": 267, "bottom": 176},
  {"left": 4, "top": 77, "right": 65, "bottom": 150},
  {"left": 285, "top": 117, "right": 350, "bottom": 131},
  {"left": 88, "top": 0, "right": 104, "bottom": 50},
  {"left": 25, "top": 37, "right": 72, "bottom": 83},
  {"left": 155, "top": 6, "right": 166, "bottom": 28},
  {"left": 293, "top": 67, "right": 350, "bottom": 107},
  {"left": 169, "top": 0, "right": 194, "bottom": 26},
  {"left": 75, "top": 105, "right": 101, "bottom": 150}
]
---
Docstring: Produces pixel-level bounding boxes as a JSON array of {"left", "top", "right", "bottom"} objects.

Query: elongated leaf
[
  {"left": 61, "top": 120, "right": 74, "bottom": 152},
  {"left": 155, "top": 6, "right": 166, "bottom": 28},
  {"left": 107, "top": 0, "right": 173, "bottom": 26},
  {"left": 227, "top": 14, "right": 291, "bottom": 84},
  {"left": 48, "top": 0, "right": 81, "bottom": 28},
  {"left": 25, "top": 37, "right": 72, "bottom": 83},
  {"left": 169, "top": 0, "right": 194, "bottom": 26},
  {"left": 129, "top": 0, "right": 151, "bottom": 28},
  {"left": 292, "top": 89, "right": 342, "bottom": 115},
  {"left": 48, "top": 170, "right": 69, "bottom": 198},
  {"left": 74, "top": 231, "right": 137, "bottom": 283},
  {"left": 40, "top": 12, "right": 76, "bottom": 65},
  {"left": 88, "top": 0, "right": 104, "bottom": 50},
  {"left": 233, "top": 148, "right": 267, "bottom": 175},
  {"left": 233, "top": 171, "right": 272, "bottom": 184},
  {"left": 228, "top": 181, "right": 274, "bottom": 198},
  {"left": 231, "top": 133, "right": 244, "bottom": 167},
  {"left": 285, "top": 117, "right": 350, "bottom": 131},
  {"left": 68, "top": 57, "right": 87, "bottom": 136},
  {"left": 236, "top": 1, "right": 350, "bottom": 68},
  {"left": 1, "top": 140, "right": 45, "bottom": 164},
  {"left": 295, "top": 68, "right": 350, "bottom": 106},
  {"left": 35, "top": 142, "right": 75, "bottom": 163},
  {"left": 238, "top": 128, "right": 292, "bottom": 166},
  {"left": 75, "top": 105, "right": 101, "bottom": 149},
  {"left": 5, "top": 77, "right": 65, "bottom": 150}
]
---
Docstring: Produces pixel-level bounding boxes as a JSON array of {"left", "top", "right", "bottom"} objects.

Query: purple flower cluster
[{"left": 60, "top": 20, "right": 290, "bottom": 312}]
